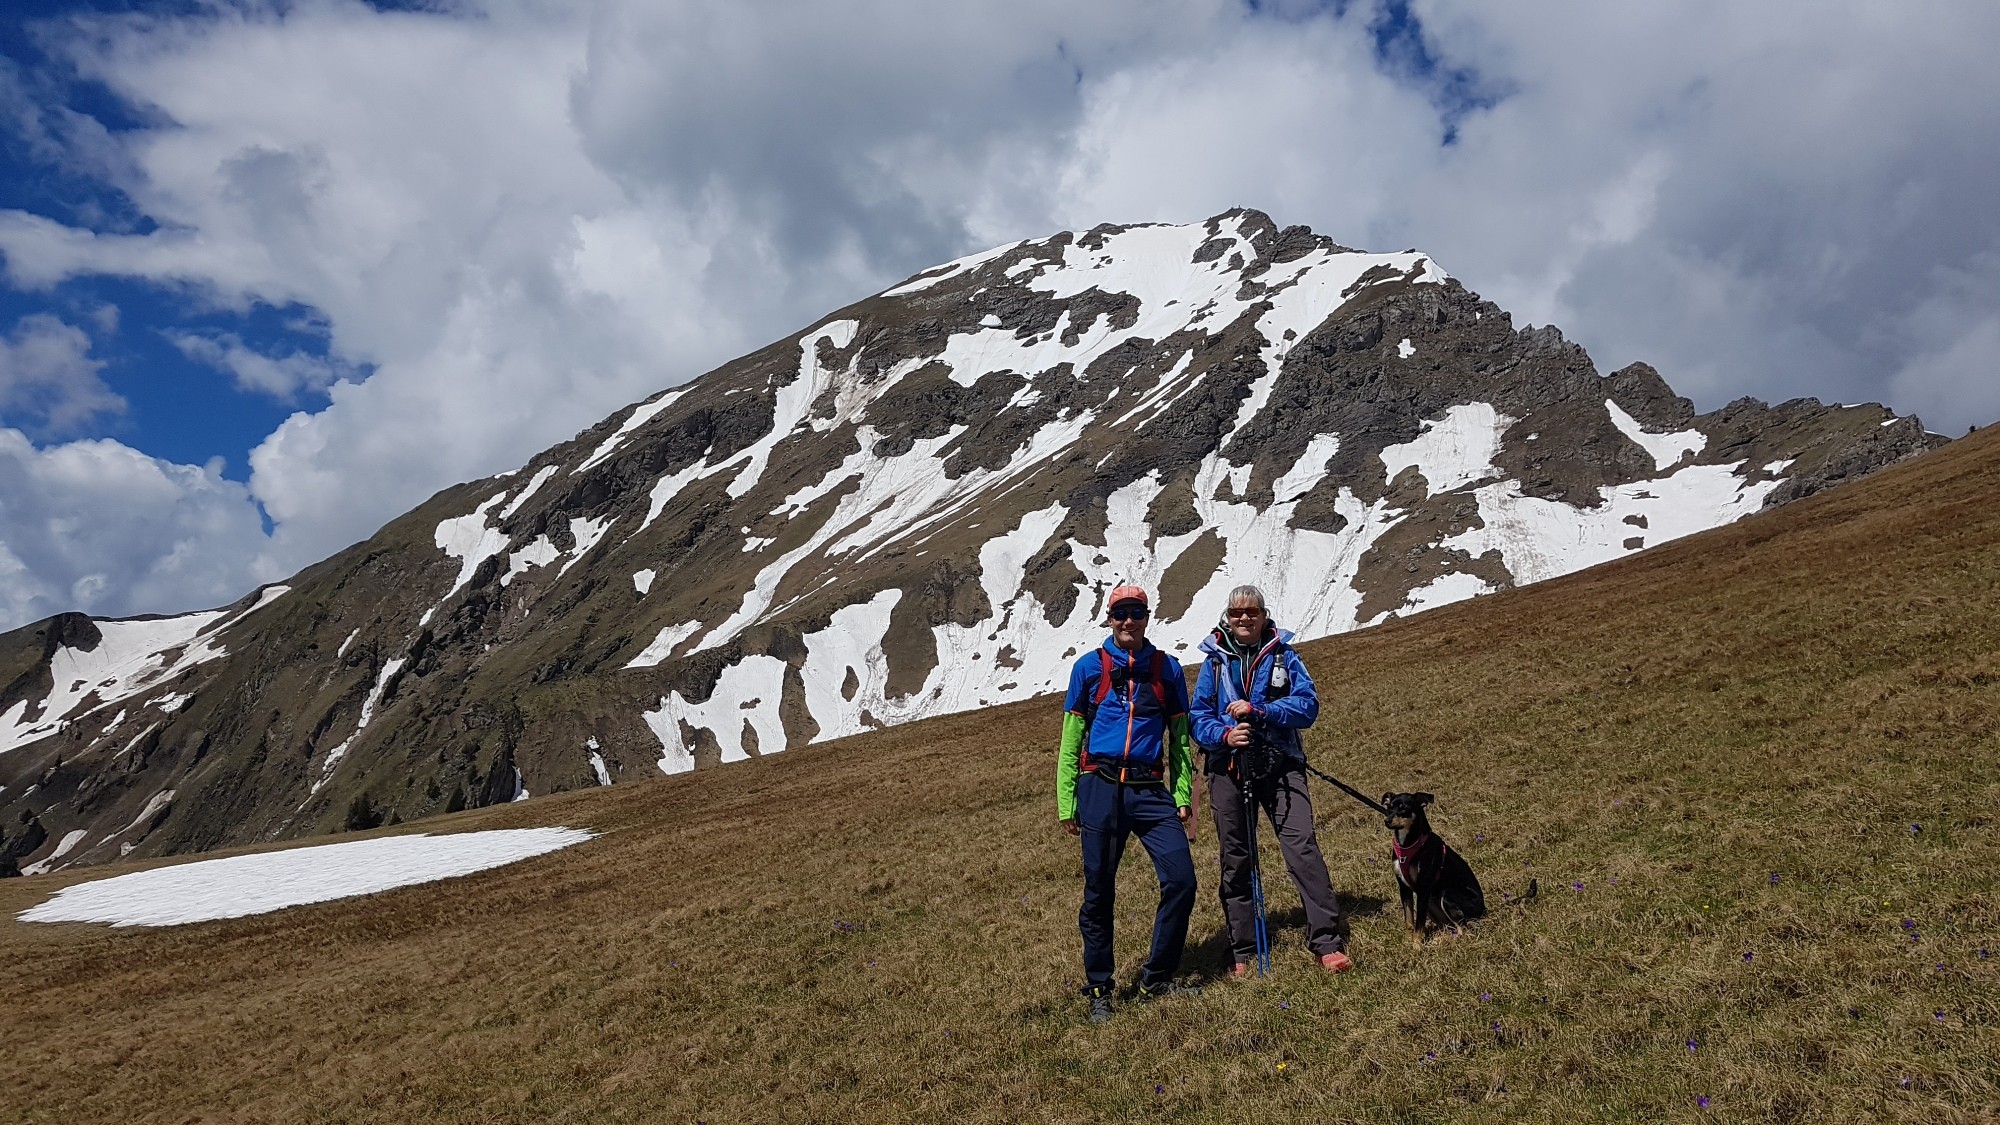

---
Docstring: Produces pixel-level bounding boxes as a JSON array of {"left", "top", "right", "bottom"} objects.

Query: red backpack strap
[
  {"left": 1092, "top": 648, "right": 1116, "bottom": 707},
  {"left": 1148, "top": 650, "right": 1171, "bottom": 709}
]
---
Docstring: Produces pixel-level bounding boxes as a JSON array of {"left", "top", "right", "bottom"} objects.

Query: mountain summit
[{"left": 0, "top": 210, "right": 1943, "bottom": 871}]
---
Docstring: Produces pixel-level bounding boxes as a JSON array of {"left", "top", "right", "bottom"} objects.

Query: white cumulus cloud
[{"left": 0, "top": 0, "right": 1993, "bottom": 630}]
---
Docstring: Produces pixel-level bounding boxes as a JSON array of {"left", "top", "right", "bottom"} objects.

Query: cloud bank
[{"left": 0, "top": 0, "right": 1995, "bottom": 628}]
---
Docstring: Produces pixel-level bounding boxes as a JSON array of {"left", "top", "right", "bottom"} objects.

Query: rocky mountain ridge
[{"left": 0, "top": 209, "right": 1946, "bottom": 874}]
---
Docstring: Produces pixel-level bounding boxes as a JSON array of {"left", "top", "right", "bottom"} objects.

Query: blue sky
[
  {"left": 1, "top": 0, "right": 1996, "bottom": 630},
  {"left": 1, "top": 0, "right": 345, "bottom": 484}
]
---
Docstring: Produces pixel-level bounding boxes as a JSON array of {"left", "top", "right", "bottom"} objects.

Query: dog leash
[{"left": 1298, "top": 758, "right": 1389, "bottom": 816}]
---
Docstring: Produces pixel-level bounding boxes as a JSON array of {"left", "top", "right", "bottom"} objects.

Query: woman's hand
[
  {"left": 1225, "top": 725, "right": 1252, "bottom": 748},
  {"left": 1226, "top": 699, "right": 1254, "bottom": 719}
]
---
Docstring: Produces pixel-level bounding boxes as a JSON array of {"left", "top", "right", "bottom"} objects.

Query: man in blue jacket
[
  {"left": 1192, "top": 584, "right": 1352, "bottom": 975},
  {"left": 1056, "top": 584, "right": 1197, "bottom": 1022}
]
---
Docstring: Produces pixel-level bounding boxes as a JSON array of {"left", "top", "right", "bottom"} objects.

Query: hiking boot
[
  {"left": 1137, "top": 979, "right": 1203, "bottom": 1001},
  {"left": 1318, "top": 950, "right": 1355, "bottom": 974},
  {"left": 1086, "top": 987, "right": 1114, "bottom": 1023}
]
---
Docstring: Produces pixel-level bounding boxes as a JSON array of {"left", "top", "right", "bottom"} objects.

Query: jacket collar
[{"left": 1101, "top": 637, "right": 1155, "bottom": 666}]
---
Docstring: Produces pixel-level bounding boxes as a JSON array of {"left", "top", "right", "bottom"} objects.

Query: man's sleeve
[
  {"left": 1259, "top": 649, "right": 1320, "bottom": 729},
  {"left": 1057, "top": 711, "right": 1086, "bottom": 821},
  {"left": 1168, "top": 713, "right": 1195, "bottom": 810},
  {"left": 1063, "top": 652, "right": 1091, "bottom": 714}
]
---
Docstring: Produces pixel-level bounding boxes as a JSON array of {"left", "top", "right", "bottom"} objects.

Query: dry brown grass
[{"left": 4, "top": 429, "right": 1999, "bottom": 1124}]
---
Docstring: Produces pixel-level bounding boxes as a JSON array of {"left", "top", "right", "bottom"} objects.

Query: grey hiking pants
[{"left": 1208, "top": 764, "right": 1346, "bottom": 961}]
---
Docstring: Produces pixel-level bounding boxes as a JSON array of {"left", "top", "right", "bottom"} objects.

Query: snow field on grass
[
  {"left": 17, "top": 828, "right": 596, "bottom": 926},
  {"left": 632, "top": 569, "right": 656, "bottom": 594}
]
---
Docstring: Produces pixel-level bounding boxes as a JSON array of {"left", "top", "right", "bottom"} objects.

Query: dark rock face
[{"left": 0, "top": 209, "right": 1947, "bottom": 872}]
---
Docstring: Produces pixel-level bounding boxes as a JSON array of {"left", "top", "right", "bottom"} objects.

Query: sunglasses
[
  {"left": 1225, "top": 607, "right": 1265, "bottom": 618},
  {"left": 1108, "top": 607, "right": 1150, "bottom": 621}
]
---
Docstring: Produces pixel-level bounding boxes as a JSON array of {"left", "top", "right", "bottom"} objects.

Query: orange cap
[{"left": 1107, "top": 584, "right": 1149, "bottom": 608}]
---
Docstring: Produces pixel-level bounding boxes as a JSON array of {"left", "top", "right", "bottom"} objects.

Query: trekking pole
[{"left": 1245, "top": 780, "right": 1271, "bottom": 977}]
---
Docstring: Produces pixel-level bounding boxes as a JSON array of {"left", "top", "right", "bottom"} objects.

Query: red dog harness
[{"left": 1390, "top": 832, "right": 1446, "bottom": 887}]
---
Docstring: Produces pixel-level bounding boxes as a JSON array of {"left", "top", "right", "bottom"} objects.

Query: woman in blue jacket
[{"left": 1192, "top": 584, "right": 1351, "bottom": 974}]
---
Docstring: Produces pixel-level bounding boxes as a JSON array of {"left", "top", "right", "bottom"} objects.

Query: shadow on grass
[{"left": 1182, "top": 893, "right": 1392, "bottom": 980}]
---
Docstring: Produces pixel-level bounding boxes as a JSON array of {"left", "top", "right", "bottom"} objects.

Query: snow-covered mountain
[{"left": 0, "top": 210, "right": 1945, "bottom": 873}]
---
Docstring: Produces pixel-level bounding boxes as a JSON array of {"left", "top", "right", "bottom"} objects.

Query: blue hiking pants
[{"left": 1076, "top": 772, "right": 1196, "bottom": 990}]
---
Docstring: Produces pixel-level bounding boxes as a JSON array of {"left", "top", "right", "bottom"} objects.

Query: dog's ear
[
  {"left": 1381, "top": 791, "right": 1397, "bottom": 807},
  {"left": 1416, "top": 792, "right": 1435, "bottom": 807}
]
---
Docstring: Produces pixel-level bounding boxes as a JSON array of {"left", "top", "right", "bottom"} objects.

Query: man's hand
[
  {"left": 1061, "top": 818, "right": 1080, "bottom": 837},
  {"left": 1176, "top": 805, "right": 1191, "bottom": 823},
  {"left": 1224, "top": 725, "right": 1252, "bottom": 748},
  {"left": 1226, "top": 699, "right": 1254, "bottom": 719}
]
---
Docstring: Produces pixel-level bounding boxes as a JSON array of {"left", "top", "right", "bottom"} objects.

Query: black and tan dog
[{"left": 1381, "top": 791, "right": 1512, "bottom": 946}]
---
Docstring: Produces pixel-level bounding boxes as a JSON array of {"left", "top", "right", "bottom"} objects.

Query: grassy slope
[{"left": 3, "top": 428, "right": 1997, "bottom": 1124}]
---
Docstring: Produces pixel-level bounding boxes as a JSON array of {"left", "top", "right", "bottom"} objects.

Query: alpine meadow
[{"left": 4, "top": 401, "right": 1995, "bottom": 1124}]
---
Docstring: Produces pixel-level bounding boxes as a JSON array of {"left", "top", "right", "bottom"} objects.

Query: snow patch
[
  {"left": 21, "top": 829, "right": 90, "bottom": 876},
  {"left": 800, "top": 589, "right": 903, "bottom": 742},
  {"left": 499, "top": 466, "right": 559, "bottom": 520},
  {"left": 624, "top": 620, "right": 703, "bottom": 669},
  {"left": 1445, "top": 463, "right": 1782, "bottom": 585},
  {"left": 632, "top": 569, "right": 656, "bottom": 595},
  {"left": 1380, "top": 404, "right": 1511, "bottom": 494},
  {"left": 2, "top": 611, "right": 233, "bottom": 756},
  {"left": 433, "top": 492, "right": 511, "bottom": 598},
  {"left": 1398, "top": 338, "right": 1415, "bottom": 359},
  {"left": 573, "top": 390, "right": 687, "bottom": 475},
  {"left": 1605, "top": 400, "right": 1707, "bottom": 471},
  {"left": 642, "top": 655, "right": 788, "bottom": 774}
]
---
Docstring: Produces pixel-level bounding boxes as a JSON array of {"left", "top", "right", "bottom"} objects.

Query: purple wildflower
[
  {"left": 1155, "top": 1084, "right": 1165, "bottom": 1094},
  {"left": 1279, "top": 1001, "right": 1290, "bottom": 1010},
  {"left": 1848, "top": 1007, "right": 1859, "bottom": 1018},
  {"left": 1491, "top": 1021, "right": 1501, "bottom": 1032},
  {"left": 1899, "top": 1077, "right": 1911, "bottom": 1087},
  {"left": 1743, "top": 951, "right": 1754, "bottom": 962},
  {"left": 1981, "top": 948, "right": 1991, "bottom": 959},
  {"left": 1571, "top": 881, "right": 1585, "bottom": 891},
  {"left": 1902, "top": 918, "right": 1917, "bottom": 931},
  {"left": 1475, "top": 833, "right": 1484, "bottom": 842},
  {"left": 1769, "top": 873, "right": 1780, "bottom": 884},
  {"left": 1910, "top": 934, "right": 1921, "bottom": 944},
  {"left": 1911, "top": 823, "right": 1921, "bottom": 834},
  {"left": 1480, "top": 992, "right": 1491, "bottom": 1001},
  {"left": 1698, "top": 1096, "right": 1711, "bottom": 1109},
  {"left": 1608, "top": 876, "right": 1618, "bottom": 885},
  {"left": 1935, "top": 1010, "right": 1945, "bottom": 1021},
  {"left": 1687, "top": 1038, "right": 1698, "bottom": 1052},
  {"left": 1937, "top": 962, "right": 1947, "bottom": 972}
]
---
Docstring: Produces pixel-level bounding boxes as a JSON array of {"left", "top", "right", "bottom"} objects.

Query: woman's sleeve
[{"left": 1190, "top": 658, "right": 1230, "bottom": 748}]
